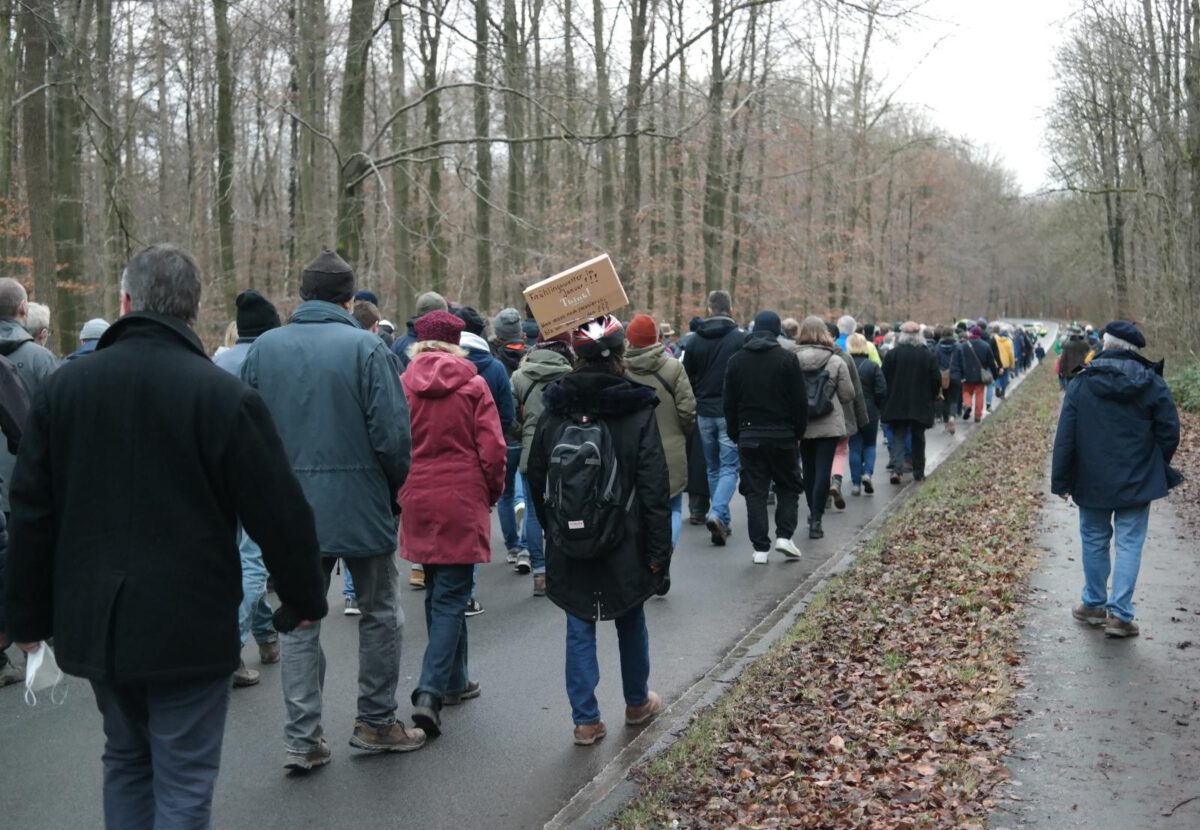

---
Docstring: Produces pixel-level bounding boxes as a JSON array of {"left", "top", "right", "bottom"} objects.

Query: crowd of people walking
[{"left": 0, "top": 245, "right": 1052, "bottom": 828}]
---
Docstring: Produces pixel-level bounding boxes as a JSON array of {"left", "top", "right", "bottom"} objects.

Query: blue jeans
[
  {"left": 565, "top": 606, "right": 650, "bottom": 725},
  {"left": 697, "top": 415, "right": 739, "bottom": 526},
  {"left": 343, "top": 562, "right": 355, "bottom": 599},
  {"left": 670, "top": 493, "right": 683, "bottom": 549},
  {"left": 520, "top": 472, "right": 546, "bottom": 574},
  {"left": 847, "top": 421, "right": 879, "bottom": 486},
  {"left": 995, "top": 371, "right": 1010, "bottom": 395},
  {"left": 414, "top": 564, "right": 473, "bottom": 704},
  {"left": 985, "top": 381, "right": 995, "bottom": 406},
  {"left": 882, "top": 423, "right": 911, "bottom": 465},
  {"left": 1079, "top": 504, "right": 1150, "bottom": 622},
  {"left": 497, "top": 445, "right": 525, "bottom": 552},
  {"left": 237, "top": 532, "right": 277, "bottom": 648},
  {"left": 91, "top": 675, "right": 231, "bottom": 830}
]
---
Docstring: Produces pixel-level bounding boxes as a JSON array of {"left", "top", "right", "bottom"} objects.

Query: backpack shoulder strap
[{"left": 651, "top": 368, "right": 676, "bottom": 402}]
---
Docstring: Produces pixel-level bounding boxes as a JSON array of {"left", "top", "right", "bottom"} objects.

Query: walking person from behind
[
  {"left": 1051, "top": 321, "right": 1180, "bottom": 638},
  {"left": 847, "top": 333, "right": 886, "bottom": 496},
  {"left": 682, "top": 290, "right": 745, "bottom": 546},
  {"left": 400, "top": 311, "right": 506, "bottom": 737},
  {"left": 881, "top": 321, "right": 942, "bottom": 485},
  {"left": 528, "top": 316, "right": 672, "bottom": 746},
  {"left": 723, "top": 311, "right": 807, "bottom": 564},
  {"left": 5, "top": 245, "right": 329, "bottom": 828},
  {"left": 241, "top": 250, "right": 425, "bottom": 770}
]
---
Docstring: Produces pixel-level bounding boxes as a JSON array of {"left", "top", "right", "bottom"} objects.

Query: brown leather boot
[
  {"left": 625, "top": 690, "right": 662, "bottom": 726},
  {"left": 573, "top": 721, "right": 607, "bottom": 746}
]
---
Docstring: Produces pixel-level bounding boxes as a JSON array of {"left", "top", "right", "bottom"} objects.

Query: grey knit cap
[
  {"left": 415, "top": 291, "right": 448, "bottom": 318},
  {"left": 492, "top": 308, "right": 522, "bottom": 341}
]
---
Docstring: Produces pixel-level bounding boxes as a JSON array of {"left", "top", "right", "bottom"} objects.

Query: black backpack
[
  {"left": 544, "top": 414, "right": 632, "bottom": 560},
  {"left": 802, "top": 352, "right": 837, "bottom": 418}
]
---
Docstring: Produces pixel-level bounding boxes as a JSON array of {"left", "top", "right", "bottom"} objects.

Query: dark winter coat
[
  {"left": 4, "top": 312, "right": 328, "bottom": 682},
  {"left": 852, "top": 353, "right": 887, "bottom": 424},
  {"left": 390, "top": 318, "right": 419, "bottom": 368},
  {"left": 837, "top": 348, "right": 870, "bottom": 434},
  {"left": 528, "top": 369, "right": 672, "bottom": 621},
  {"left": 461, "top": 332, "right": 516, "bottom": 433},
  {"left": 400, "top": 350, "right": 507, "bottom": 565},
  {"left": 1052, "top": 350, "right": 1180, "bottom": 509},
  {"left": 241, "top": 301, "right": 411, "bottom": 558},
  {"left": 723, "top": 332, "right": 808, "bottom": 447},
  {"left": 1059, "top": 336, "right": 1091, "bottom": 379},
  {"left": 950, "top": 338, "right": 998, "bottom": 385},
  {"left": 682, "top": 316, "right": 745, "bottom": 417},
  {"left": 881, "top": 337, "right": 943, "bottom": 428}
]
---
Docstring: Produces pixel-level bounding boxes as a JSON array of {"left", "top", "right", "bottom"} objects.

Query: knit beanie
[
  {"left": 492, "top": 308, "right": 522, "bottom": 341},
  {"left": 235, "top": 290, "right": 281, "bottom": 338},
  {"left": 752, "top": 310, "right": 782, "bottom": 337},
  {"left": 354, "top": 289, "right": 380, "bottom": 305},
  {"left": 79, "top": 318, "right": 110, "bottom": 342},
  {"left": 414, "top": 309, "right": 465, "bottom": 344},
  {"left": 626, "top": 314, "right": 659, "bottom": 348},
  {"left": 522, "top": 318, "right": 540, "bottom": 342},
  {"left": 300, "top": 250, "right": 355, "bottom": 303},
  {"left": 415, "top": 291, "right": 448, "bottom": 318},
  {"left": 968, "top": 325, "right": 983, "bottom": 339},
  {"left": 455, "top": 305, "right": 487, "bottom": 336}
]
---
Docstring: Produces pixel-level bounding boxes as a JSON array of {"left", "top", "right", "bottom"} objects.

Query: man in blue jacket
[
  {"left": 242, "top": 250, "right": 426, "bottom": 769},
  {"left": 1051, "top": 321, "right": 1180, "bottom": 638}
]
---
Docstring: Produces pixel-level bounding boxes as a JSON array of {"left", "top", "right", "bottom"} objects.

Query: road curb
[{"left": 544, "top": 362, "right": 1044, "bottom": 829}]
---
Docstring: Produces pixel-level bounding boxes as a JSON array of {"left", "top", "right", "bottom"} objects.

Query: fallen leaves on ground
[
  {"left": 1168, "top": 411, "right": 1200, "bottom": 530},
  {"left": 617, "top": 368, "right": 1061, "bottom": 829}
]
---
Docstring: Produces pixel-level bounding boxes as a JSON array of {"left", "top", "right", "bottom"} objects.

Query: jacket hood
[
  {"left": 937, "top": 337, "right": 958, "bottom": 351},
  {"left": 625, "top": 342, "right": 670, "bottom": 372},
  {"left": 403, "top": 351, "right": 478, "bottom": 398},
  {"left": 290, "top": 300, "right": 360, "bottom": 327},
  {"left": 460, "top": 331, "right": 491, "bottom": 354},
  {"left": 697, "top": 316, "right": 738, "bottom": 339},
  {"left": 544, "top": 369, "right": 658, "bottom": 417},
  {"left": 1084, "top": 352, "right": 1158, "bottom": 401},
  {"left": 520, "top": 348, "right": 573, "bottom": 382},
  {"left": 742, "top": 331, "right": 781, "bottom": 352},
  {"left": 0, "top": 318, "right": 33, "bottom": 355},
  {"left": 794, "top": 344, "right": 837, "bottom": 371}
]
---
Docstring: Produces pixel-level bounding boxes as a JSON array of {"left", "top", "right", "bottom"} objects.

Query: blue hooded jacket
[
  {"left": 460, "top": 331, "right": 515, "bottom": 434},
  {"left": 1052, "top": 350, "right": 1180, "bottom": 509}
]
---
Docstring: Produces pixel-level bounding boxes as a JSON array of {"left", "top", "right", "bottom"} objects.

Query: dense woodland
[{"left": 3, "top": 0, "right": 1195, "bottom": 357}]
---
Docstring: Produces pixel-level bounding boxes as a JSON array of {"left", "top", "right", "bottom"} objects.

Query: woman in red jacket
[{"left": 399, "top": 310, "right": 506, "bottom": 738}]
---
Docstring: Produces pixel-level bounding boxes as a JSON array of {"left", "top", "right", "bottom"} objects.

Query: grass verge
[{"left": 614, "top": 366, "right": 1061, "bottom": 829}]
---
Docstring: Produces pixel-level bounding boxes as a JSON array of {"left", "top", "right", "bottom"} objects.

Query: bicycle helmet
[{"left": 572, "top": 315, "right": 625, "bottom": 359}]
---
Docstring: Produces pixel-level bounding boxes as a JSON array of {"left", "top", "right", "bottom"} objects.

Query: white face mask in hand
[{"left": 24, "top": 644, "right": 66, "bottom": 706}]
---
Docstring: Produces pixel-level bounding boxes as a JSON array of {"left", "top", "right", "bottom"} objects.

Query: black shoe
[
  {"left": 411, "top": 693, "right": 442, "bottom": 737},
  {"left": 689, "top": 513, "right": 706, "bottom": 526},
  {"left": 444, "top": 682, "right": 481, "bottom": 706},
  {"left": 962, "top": 407, "right": 972, "bottom": 421},
  {"left": 862, "top": 475, "right": 874, "bottom": 495},
  {"left": 808, "top": 520, "right": 823, "bottom": 540}
]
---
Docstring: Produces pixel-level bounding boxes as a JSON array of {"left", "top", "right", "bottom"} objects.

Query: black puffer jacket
[
  {"left": 723, "top": 332, "right": 808, "bottom": 446},
  {"left": 682, "top": 316, "right": 745, "bottom": 417},
  {"left": 528, "top": 369, "right": 672, "bottom": 621},
  {"left": 852, "top": 354, "right": 887, "bottom": 424}
]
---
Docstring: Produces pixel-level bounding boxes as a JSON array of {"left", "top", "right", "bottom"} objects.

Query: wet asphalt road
[{"left": 1, "top": 342, "right": 1046, "bottom": 830}]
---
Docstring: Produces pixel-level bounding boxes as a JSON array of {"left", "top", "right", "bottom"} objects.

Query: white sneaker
[
  {"left": 752, "top": 550, "right": 770, "bottom": 565},
  {"left": 774, "top": 537, "right": 803, "bottom": 560},
  {"left": 514, "top": 501, "right": 526, "bottom": 526}
]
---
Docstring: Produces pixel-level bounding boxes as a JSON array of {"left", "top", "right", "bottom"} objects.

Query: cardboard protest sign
[{"left": 522, "top": 254, "right": 629, "bottom": 338}]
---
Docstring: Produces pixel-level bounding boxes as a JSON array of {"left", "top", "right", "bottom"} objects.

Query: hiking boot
[
  {"left": 774, "top": 537, "right": 802, "bottom": 560},
  {"left": 573, "top": 721, "right": 607, "bottom": 746},
  {"left": 808, "top": 520, "right": 824, "bottom": 540},
  {"left": 259, "top": 640, "right": 281, "bottom": 665},
  {"left": 233, "top": 659, "right": 260, "bottom": 688},
  {"left": 706, "top": 515, "right": 729, "bottom": 547},
  {"left": 505, "top": 548, "right": 519, "bottom": 565},
  {"left": 890, "top": 472, "right": 902, "bottom": 485},
  {"left": 1104, "top": 616, "right": 1140, "bottom": 638},
  {"left": 0, "top": 658, "right": 22, "bottom": 688},
  {"left": 514, "top": 501, "right": 526, "bottom": 527},
  {"left": 344, "top": 597, "right": 361, "bottom": 616},
  {"left": 851, "top": 484, "right": 862, "bottom": 497},
  {"left": 409, "top": 567, "right": 425, "bottom": 590},
  {"left": 1072, "top": 603, "right": 1107, "bottom": 626},
  {"left": 946, "top": 417, "right": 956, "bottom": 435},
  {"left": 411, "top": 693, "right": 442, "bottom": 737},
  {"left": 465, "top": 598, "right": 485, "bottom": 617},
  {"left": 862, "top": 475, "right": 874, "bottom": 495},
  {"left": 830, "top": 478, "right": 846, "bottom": 509},
  {"left": 515, "top": 552, "right": 532, "bottom": 574},
  {"left": 444, "top": 681, "right": 481, "bottom": 706},
  {"left": 350, "top": 720, "right": 427, "bottom": 752},
  {"left": 533, "top": 574, "right": 547, "bottom": 596},
  {"left": 626, "top": 691, "right": 662, "bottom": 726},
  {"left": 689, "top": 513, "right": 706, "bottom": 526},
  {"left": 752, "top": 549, "right": 769, "bottom": 565},
  {"left": 284, "top": 738, "right": 331, "bottom": 772}
]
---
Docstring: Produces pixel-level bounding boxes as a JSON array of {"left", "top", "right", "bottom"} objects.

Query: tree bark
[{"left": 213, "top": 0, "right": 237, "bottom": 314}]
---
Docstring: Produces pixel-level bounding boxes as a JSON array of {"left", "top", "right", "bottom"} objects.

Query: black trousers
[
  {"left": 800, "top": 436, "right": 839, "bottom": 523},
  {"left": 888, "top": 420, "right": 927, "bottom": 479},
  {"left": 738, "top": 445, "right": 802, "bottom": 552},
  {"left": 941, "top": 381, "right": 961, "bottom": 421}
]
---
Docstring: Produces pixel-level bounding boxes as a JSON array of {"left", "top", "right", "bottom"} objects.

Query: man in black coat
[
  {"left": 4, "top": 245, "right": 328, "bottom": 829},
  {"left": 723, "top": 311, "right": 808, "bottom": 565},
  {"left": 682, "top": 290, "right": 746, "bottom": 545},
  {"left": 881, "top": 321, "right": 942, "bottom": 484}
]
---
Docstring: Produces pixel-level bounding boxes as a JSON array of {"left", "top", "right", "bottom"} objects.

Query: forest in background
[{"left": 4, "top": 0, "right": 1196, "bottom": 358}]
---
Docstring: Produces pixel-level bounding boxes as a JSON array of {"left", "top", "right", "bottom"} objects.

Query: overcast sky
[{"left": 871, "top": 0, "right": 1078, "bottom": 194}]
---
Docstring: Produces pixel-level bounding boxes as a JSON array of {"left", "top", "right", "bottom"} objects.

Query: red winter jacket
[{"left": 399, "top": 350, "right": 507, "bottom": 564}]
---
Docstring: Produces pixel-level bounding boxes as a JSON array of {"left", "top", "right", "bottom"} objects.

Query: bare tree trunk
[
  {"left": 389, "top": 4, "right": 413, "bottom": 321},
  {"left": 419, "top": 0, "right": 447, "bottom": 292},
  {"left": 501, "top": 0, "right": 527, "bottom": 277},
  {"left": 473, "top": 0, "right": 492, "bottom": 307},
  {"left": 334, "top": 0, "right": 376, "bottom": 269},
  {"left": 213, "top": 0, "right": 237, "bottom": 314},
  {"left": 20, "top": 0, "right": 55, "bottom": 308},
  {"left": 592, "top": 0, "right": 616, "bottom": 248},
  {"left": 700, "top": 0, "right": 726, "bottom": 293},
  {"left": 619, "top": 0, "right": 651, "bottom": 288}
]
